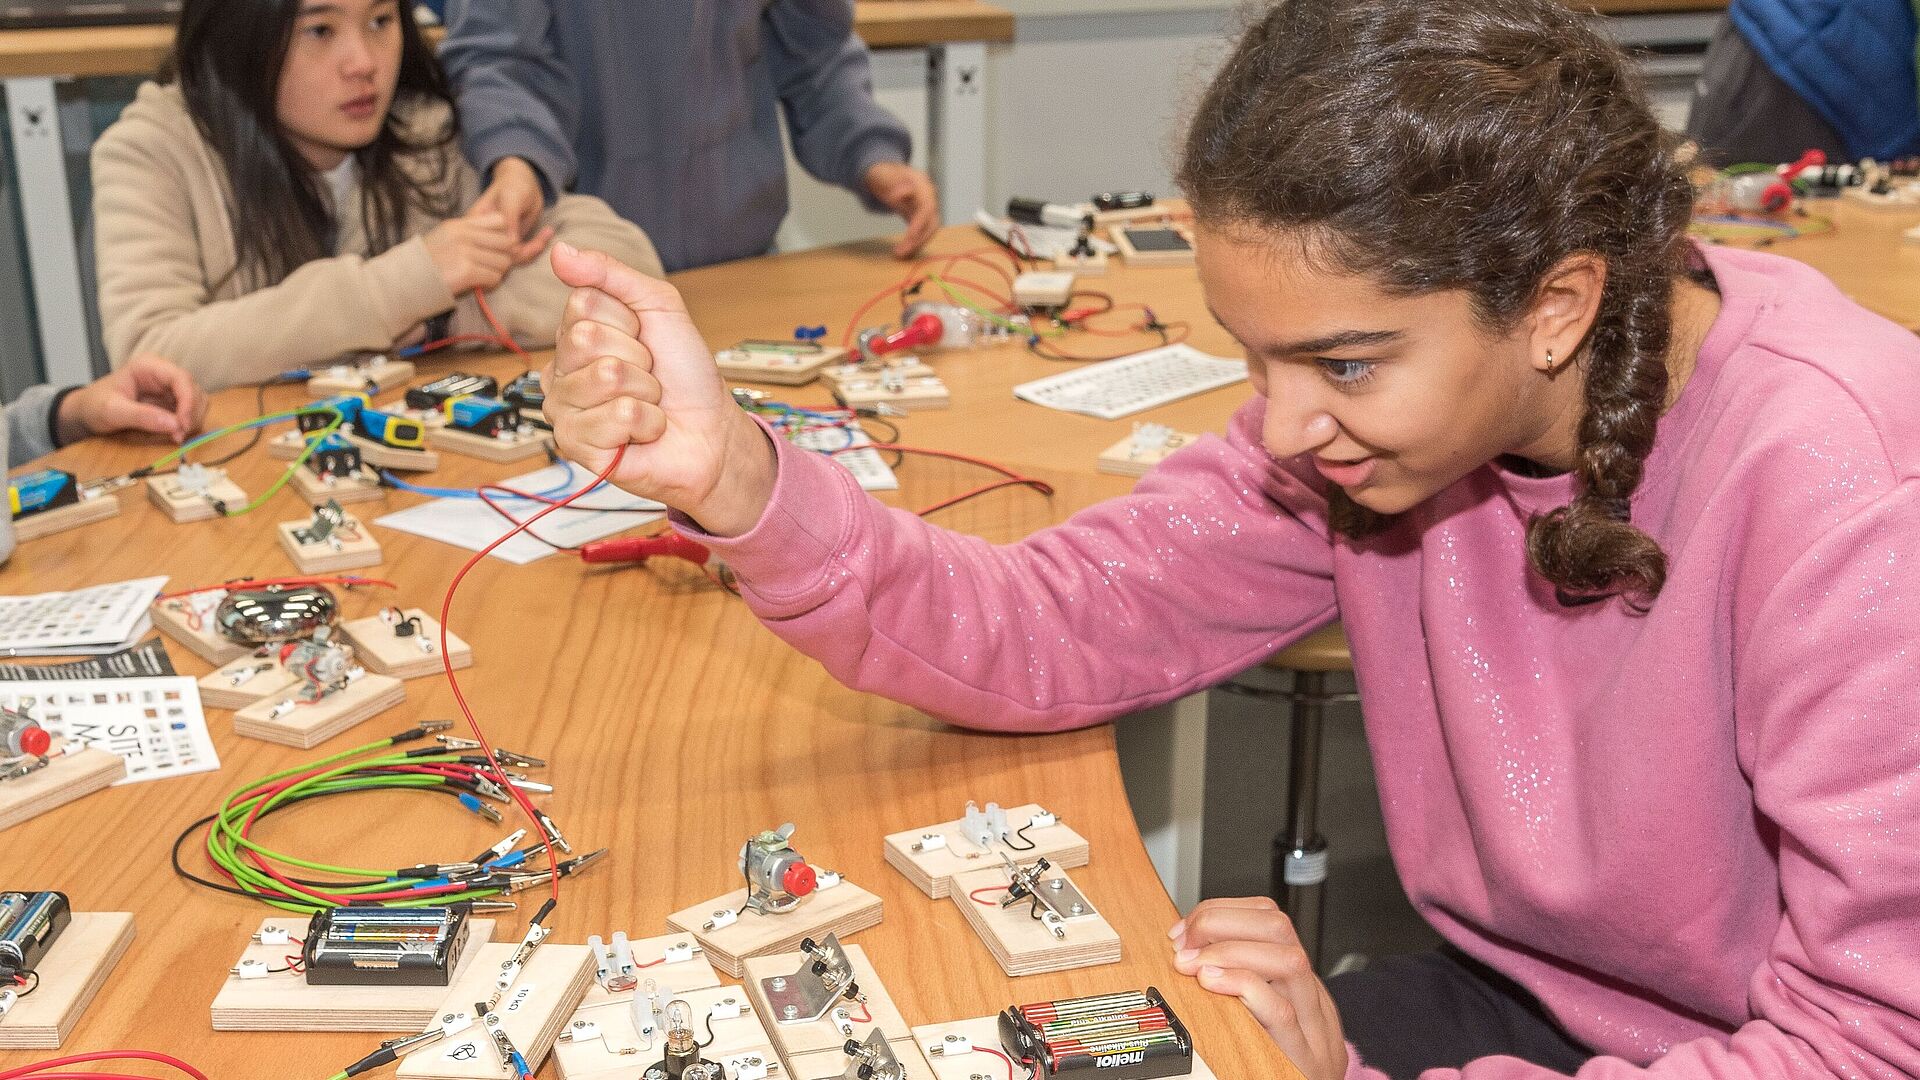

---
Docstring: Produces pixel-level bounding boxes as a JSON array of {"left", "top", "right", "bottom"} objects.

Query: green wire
[
  {"left": 201, "top": 736, "right": 512, "bottom": 911},
  {"left": 925, "top": 273, "right": 1069, "bottom": 338},
  {"left": 218, "top": 419, "right": 340, "bottom": 516},
  {"left": 144, "top": 402, "right": 336, "bottom": 473}
]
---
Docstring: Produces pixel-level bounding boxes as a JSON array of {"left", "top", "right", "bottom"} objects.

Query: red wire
[
  {"left": 849, "top": 1001, "right": 874, "bottom": 1024},
  {"left": 836, "top": 246, "right": 1028, "bottom": 349},
  {"left": 826, "top": 443, "right": 1055, "bottom": 516},
  {"left": 915, "top": 477, "right": 1053, "bottom": 518},
  {"left": 970, "top": 885, "right": 1010, "bottom": 906},
  {"left": 0, "top": 1053, "right": 209, "bottom": 1080},
  {"left": 409, "top": 334, "right": 514, "bottom": 356},
  {"left": 979, "top": 1046, "right": 1019, "bottom": 1080},
  {"left": 5, "top": 1073, "right": 184, "bottom": 1079},
  {"left": 438, "top": 444, "right": 632, "bottom": 906},
  {"left": 473, "top": 289, "right": 527, "bottom": 358}
]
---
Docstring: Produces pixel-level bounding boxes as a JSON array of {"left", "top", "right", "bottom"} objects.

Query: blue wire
[
  {"left": 175, "top": 411, "right": 302, "bottom": 456},
  {"left": 378, "top": 460, "right": 580, "bottom": 500}
]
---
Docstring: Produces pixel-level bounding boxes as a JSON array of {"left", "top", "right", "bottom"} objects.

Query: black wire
[
  {"left": 196, "top": 380, "right": 276, "bottom": 468},
  {"left": 1001, "top": 821, "right": 1038, "bottom": 851},
  {"left": 1026, "top": 325, "right": 1171, "bottom": 363},
  {"left": 1065, "top": 289, "right": 1115, "bottom": 315},
  {"left": 856, "top": 416, "right": 904, "bottom": 468},
  {"left": 168, "top": 783, "right": 488, "bottom": 901},
  {"left": 697, "top": 1009, "right": 717, "bottom": 1048},
  {"left": 12, "top": 969, "right": 37, "bottom": 997}
]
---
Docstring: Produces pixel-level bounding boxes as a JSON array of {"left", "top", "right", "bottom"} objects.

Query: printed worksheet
[
  {"left": 0, "top": 676, "right": 220, "bottom": 784},
  {"left": 0, "top": 576, "right": 168, "bottom": 654}
]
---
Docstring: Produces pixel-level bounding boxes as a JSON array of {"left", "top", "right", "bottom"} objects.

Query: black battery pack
[
  {"left": 0, "top": 891, "right": 72, "bottom": 975},
  {"left": 406, "top": 372, "right": 500, "bottom": 411},
  {"left": 999, "top": 987, "right": 1194, "bottom": 1079},
  {"left": 302, "top": 906, "right": 469, "bottom": 986},
  {"left": 503, "top": 371, "right": 545, "bottom": 413}
]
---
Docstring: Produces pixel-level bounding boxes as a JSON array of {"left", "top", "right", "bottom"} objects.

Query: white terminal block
[
  {"left": 610, "top": 931, "right": 635, "bottom": 978},
  {"left": 815, "top": 869, "right": 843, "bottom": 891},
  {"left": 0, "top": 988, "right": 16, "bottom": 1016},
  {"left": 1012, "top": 270, "right": 1077, "bottom": 309},
  {"left": 927, "top": 1033, "right": 974, "bottom": 1057},
  {"left": 831, "top": 1007, "right": 855, "bottom": 1037},
  {"left": 231, "top": 959, "right": 271, "bottom": 980},
  {"left": 701, "top": 907, "right": 738, "bottom": 932},
  {"left": 911, "top": 833, "right": 947, "bottom": 853},
  {"left": 255, "top": 927, "right": 293, "bottom": 946},
  {"left": 175, "top": 463, "right": 214, "bottom": 495},
  {"left": 1029, "top": 809, "right": 1058, "bottom": 829},
  {"left": 661, "top": 941, "right": 696, "bottom": 965},
  {"left": 710, "top": 997, "right": 744, "bottom": 1021}
]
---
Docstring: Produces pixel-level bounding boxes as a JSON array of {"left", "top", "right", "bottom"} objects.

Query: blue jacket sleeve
[
  {"left": 763, "top": 0, "right": 913, "bottom": 210},
  {"left": 439, "top": 0, "right": 579, "bottom": 198}
]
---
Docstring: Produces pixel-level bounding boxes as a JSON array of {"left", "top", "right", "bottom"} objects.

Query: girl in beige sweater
[{"left": 91, "top": 0, "right": 663, "bottom": 392}]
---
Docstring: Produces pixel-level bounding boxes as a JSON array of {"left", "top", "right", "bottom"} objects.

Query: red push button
[
  {"left": 18, "top": 725, "right": 51, "bottom": 756},
  {"left": 783, "top": 862, "right": 817, "bottom": 898}
]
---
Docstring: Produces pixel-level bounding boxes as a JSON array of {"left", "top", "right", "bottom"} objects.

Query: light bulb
[{"left": 665, "top": 998, "right": 693, "bottom": 1036}]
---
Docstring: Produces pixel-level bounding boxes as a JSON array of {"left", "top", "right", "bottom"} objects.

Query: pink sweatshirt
[{"left": 680, "top": 245, "right": 1920, "bottom": 1079}]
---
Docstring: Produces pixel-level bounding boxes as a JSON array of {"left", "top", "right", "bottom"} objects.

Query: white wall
[
  {"left": 983, "top": 4, "right": 1241, "bottom": 212},
  {"left": 773, "top": 3, "right": 1241, "bottom": 252}
]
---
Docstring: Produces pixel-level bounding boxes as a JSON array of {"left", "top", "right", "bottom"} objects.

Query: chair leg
[{"left": 1273, "top": 670, "right": 1329, "bottom": 972}]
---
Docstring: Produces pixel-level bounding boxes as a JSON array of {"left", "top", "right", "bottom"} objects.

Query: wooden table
[
  {"left": 1711, "top": 199, "right": 1920, "bottom": 332},
  {"left": 0, "top": 237, "right": 1291, "bottom": 1077}
]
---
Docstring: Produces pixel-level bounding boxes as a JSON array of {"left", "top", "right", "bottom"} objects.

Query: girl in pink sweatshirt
[{"left": 534, "top": 0, "right": 1920, "bottom": 1076}]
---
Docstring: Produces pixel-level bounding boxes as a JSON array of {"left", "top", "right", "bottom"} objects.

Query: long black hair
[{"left": 165, "top": 0, "right": 462, "bottom": 288}]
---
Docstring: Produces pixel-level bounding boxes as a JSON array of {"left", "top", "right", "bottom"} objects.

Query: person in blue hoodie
[
  {"left": 1687, "top": 0, "right": 1920, "bottom": 164},
  {"left": 437, "top": 1, "right": 940, "bottom": 273}
]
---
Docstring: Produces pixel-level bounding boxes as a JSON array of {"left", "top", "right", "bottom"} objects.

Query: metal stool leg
[{"left": 1276, "top": 671, "right": 1329, "bottom": 970}]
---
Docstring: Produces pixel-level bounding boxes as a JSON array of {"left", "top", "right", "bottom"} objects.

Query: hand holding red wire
[{"left": 545, "top": 243, "right": 778, "bottom": 538}]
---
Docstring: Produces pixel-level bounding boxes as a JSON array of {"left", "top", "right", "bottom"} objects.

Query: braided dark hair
[{"left": 1178, "top": 0, "right": 1694, "bottom": 608}]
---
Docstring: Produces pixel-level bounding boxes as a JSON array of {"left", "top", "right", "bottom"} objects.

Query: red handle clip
[{"left": 578, "top": 532, "right": 712, "bottom": 566}]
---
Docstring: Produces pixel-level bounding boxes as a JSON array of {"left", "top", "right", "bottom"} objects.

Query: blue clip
[{"left": 794, "top": 325, "right": 827, "bottom": 342}]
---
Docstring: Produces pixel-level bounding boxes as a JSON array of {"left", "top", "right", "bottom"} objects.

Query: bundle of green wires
[{"left": 170, "top": 725, "right": 596, "bottom": 913}]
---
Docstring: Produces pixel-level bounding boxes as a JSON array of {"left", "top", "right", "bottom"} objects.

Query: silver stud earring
[{"left": 1545, "top": 348, "right": 1555, "bottom": 367}]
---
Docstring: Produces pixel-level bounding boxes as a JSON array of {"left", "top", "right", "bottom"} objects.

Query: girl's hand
[
  {"left": 544, "top": 242, "right": 777, "bottom": 536},
  {"left": 474, "top": 156, "right": 547, "bottom": 243},
  {"left": 57, "top": 353, "right": 206, "bottom": 445},
  {"left": 423, "top": 210, "right": 518, "bottom": 295},
  {"left": 1170, "top": 897, "right": 1350, "bottom": 1080}
]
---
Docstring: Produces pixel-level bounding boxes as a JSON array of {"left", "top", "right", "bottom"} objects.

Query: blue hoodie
[{"left": 1731, "top": 0, "right": 1920, "bottom": 159}]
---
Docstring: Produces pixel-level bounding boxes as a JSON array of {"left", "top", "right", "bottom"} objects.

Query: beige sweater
[{"left": 91, "top": 82, "right": 663, "bottom": 391}]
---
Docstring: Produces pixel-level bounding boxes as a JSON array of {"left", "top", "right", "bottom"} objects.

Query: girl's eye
[
  {"left": 302, "top": 23, "right": 333, "bottom": 39},
  {"left": 370, "top": 13, "right": 394, "bottom": 29},
  {"left": 1316, "top": 358, "right": 1377, "bottom": 387}
]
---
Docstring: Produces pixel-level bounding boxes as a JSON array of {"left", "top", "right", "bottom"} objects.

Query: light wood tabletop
[
  {"left": 0, "top": 238, "right": 1289, "bottom": 1076},
  {"left": 1708, "top": 198, "right": 1920, "bottom": 332},
  {"left": 0, "top": 2, "right": 1015, "bottom": 80}
]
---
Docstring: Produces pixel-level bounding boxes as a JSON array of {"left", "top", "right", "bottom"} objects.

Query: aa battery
[{"left": 0, "top": 891, "right": 71, "bottom": 971}]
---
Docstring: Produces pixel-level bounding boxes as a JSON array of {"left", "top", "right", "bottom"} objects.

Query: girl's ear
[{"left": 1528, "top": 254, "right": 1607, "bottom": 373}]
